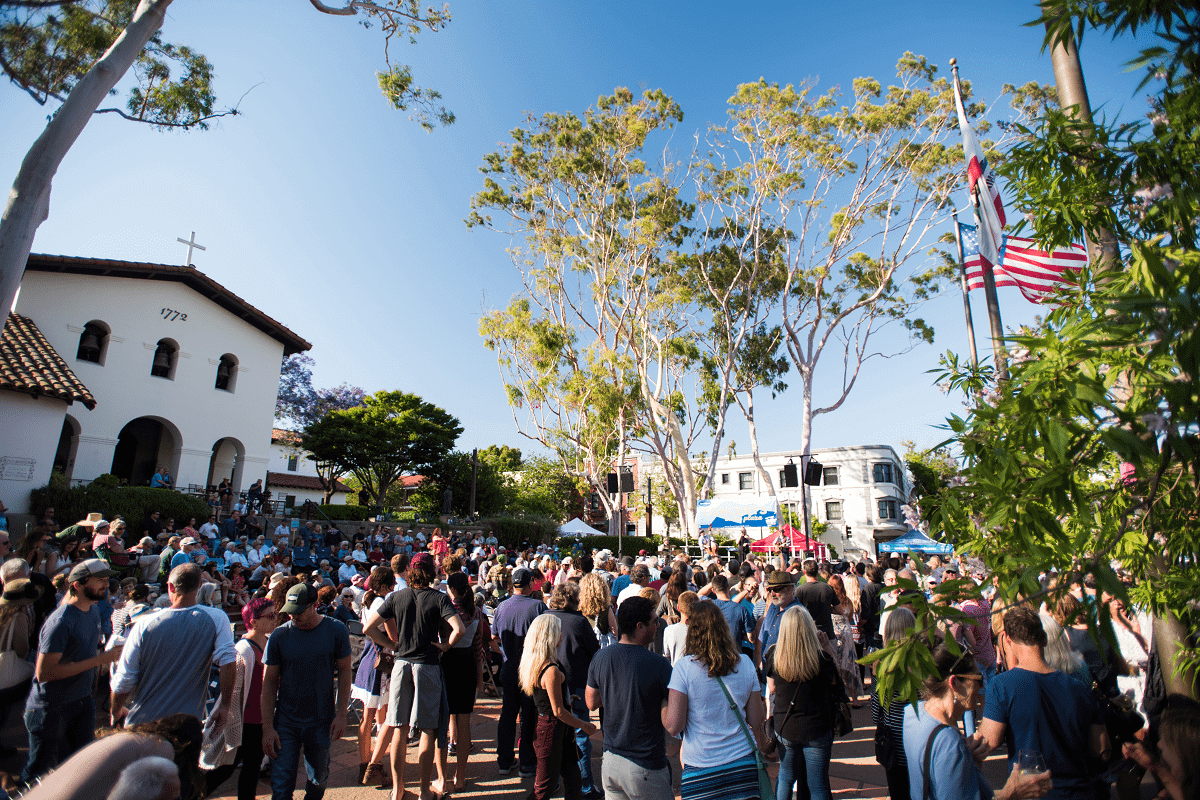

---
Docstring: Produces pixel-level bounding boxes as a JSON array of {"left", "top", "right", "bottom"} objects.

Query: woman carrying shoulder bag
[{"left": 664, "top": 601, "right": 769, "bottom": 800}]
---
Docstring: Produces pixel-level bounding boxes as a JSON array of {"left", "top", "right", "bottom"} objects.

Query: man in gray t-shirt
[{"left": 112, "top": 563, "right": 236, "bottom": 727}]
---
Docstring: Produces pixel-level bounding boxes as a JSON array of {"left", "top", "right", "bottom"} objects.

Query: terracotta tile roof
[
  {"left": 1, "top": 313, "right": 96, "bottom": 409},
  {"left": 266, "top": 471, "right": 353, "bottom": 493},
  {"left": 26, "top": 254, "right": 311, "bottom": 356},
  {"left": 401, "top": 475, "right": 425, "bottom": 488}
]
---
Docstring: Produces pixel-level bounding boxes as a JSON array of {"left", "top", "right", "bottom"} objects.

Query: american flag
[
  {"left": 953, "top": 73, "right": 1005, "bottom": 269},
  {"left": 959, "top": 222, "right": 1088, "bottom": 302}
]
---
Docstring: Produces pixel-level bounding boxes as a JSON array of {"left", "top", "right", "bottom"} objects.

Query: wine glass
[{"left": 1016, "top": 748, "right": 1047, "bottom": 775}]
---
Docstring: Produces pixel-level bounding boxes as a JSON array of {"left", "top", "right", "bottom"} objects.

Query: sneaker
[
  {"left": 498, "top": 765, "right": 515, "bottom": 775},
  {"left": 518, "top": 766, "right": 536, "bottom": 778},
  {"left": 448, "top": 742, "right": 457, "bottom": 757},
  {"left": 583, "top": 789, "right": 605, "bottom": 800}
]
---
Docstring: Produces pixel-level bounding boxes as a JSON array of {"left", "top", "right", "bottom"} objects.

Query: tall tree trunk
[
  {"left": 0, "top": 0, "right": 173, "bottom": 315},
  {"left": 742, "top": 388, "right": 775, "bottom": 496}
]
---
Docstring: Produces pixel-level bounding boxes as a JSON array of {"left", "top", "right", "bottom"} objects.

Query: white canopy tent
[{"left": 558, "top": 517, "right": 599, "bottom": 536}]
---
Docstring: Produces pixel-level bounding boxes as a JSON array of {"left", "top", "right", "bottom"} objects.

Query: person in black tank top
[{"left": 519, "top": 615, "right": 598, "bottom": 800}]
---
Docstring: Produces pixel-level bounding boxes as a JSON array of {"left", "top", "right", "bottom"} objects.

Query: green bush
[
  {"left": 315, "top": 504, "right": 371, "bottom": 521},
  {"left": 482, "top": 515, "right": 559, "bottom": 550},
  {"left": 28, "top": 484, "right": 210, "bottom": 542}
]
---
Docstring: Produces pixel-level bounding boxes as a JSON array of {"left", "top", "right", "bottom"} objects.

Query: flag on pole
[
  {"left": 953, "top": 74, "right": 1006, "bottom": 267},
  {"left": 958, "top": 222, "right": 1088, "bottom": 302}
]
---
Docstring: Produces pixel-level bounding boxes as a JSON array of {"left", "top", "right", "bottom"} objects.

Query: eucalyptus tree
[
  {"left": 0, "top": 0, "right": 454, "bottom": 320},
  {"left": 708, "top": 57, "right": 971, "bottom": 462},
  {"left": 471, "top": 87, "right": 712, "bottom": 541}
]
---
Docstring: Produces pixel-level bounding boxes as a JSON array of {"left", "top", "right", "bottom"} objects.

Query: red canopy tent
[{"left": 749, "top": 525, "right": 828, "bottom": 560}]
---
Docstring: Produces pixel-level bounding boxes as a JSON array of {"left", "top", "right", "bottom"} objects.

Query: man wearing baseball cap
[
  {"left": 492, "top": 566, "right": 547, "bottom": 777},
  {"left": 22, "top": 558, "right": 121, "bottom": 783},
  {"left": 262, "top": 581, "right": 353, "bottom": 800}
]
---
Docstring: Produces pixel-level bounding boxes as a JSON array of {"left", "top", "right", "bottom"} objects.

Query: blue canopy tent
[{"left": 880, "top": 528, "right": 953, "bottom": 555}]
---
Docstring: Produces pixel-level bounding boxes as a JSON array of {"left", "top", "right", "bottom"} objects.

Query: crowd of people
[{"left": 0, "top": 506, "right": 1195, "bottom": 800}]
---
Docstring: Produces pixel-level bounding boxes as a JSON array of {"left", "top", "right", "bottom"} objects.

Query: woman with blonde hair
[
  {"left": 664, "top": 600, "right": 765, "bottom": 799},
  {"left": 578, "top": 572, "right": 617, "bottom": 648},
  {"left": 765, "top": 605, "right": 843, "bottom": 800},
  {"left": 1038, "top": 610, "right": 1091, "bottom": 686},
  {"left": 518, "top": 614, "right": 597, "bottom": 800}
]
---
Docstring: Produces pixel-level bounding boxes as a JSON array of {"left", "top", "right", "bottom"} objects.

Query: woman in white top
[
  {"left": 354, "top": 566, "right": 396, "bottom": 789},
  {"left": 664, "top": 600, "right": 766, "bottom": 800}
]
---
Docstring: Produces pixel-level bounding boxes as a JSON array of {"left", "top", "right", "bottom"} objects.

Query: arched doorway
[
  {"left": 52, "top": 415, "right": 81, "bottom": 482},
  {"left": 111, "top": 417, "right": 181, "bottom": 486},
  {"left": 207, "top": 437, "right": 246, "bottom": 495}
]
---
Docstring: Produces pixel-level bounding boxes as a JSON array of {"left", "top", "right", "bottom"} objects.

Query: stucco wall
[
  {"left": 0, "top": 392, "right": 69, "bottom": 512},
  {"left": 14, "top": 271, "right": 291, "bottom": 495}
]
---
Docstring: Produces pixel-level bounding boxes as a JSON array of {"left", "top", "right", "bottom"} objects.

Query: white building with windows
[
  {"left": 0, "top": 254, "right": 310, "bottom": 513},
  {"left": 266, "top": 428, "right": 352, "bottom": 510},
  {"left": 698, "top": 444, "right": 912, "bottom": 558}
]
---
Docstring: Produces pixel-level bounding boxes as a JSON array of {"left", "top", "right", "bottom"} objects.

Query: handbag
[
  {"left": 715, "top": 675, "right": 775, "bottom": 800},
  {"left": 827, "top": 657, "right": 854, "bottom": 737},
  {"left": 0, "top": 616, "right": 34, "bottom": 690},
  {"left": 1093, "top": 682, "right": 1143, "bottom": 747},
  {"left": 874, "top": 715, "right": 899, "bottom": 770},
  {"left": 374, "top": 650, "right": 395, "bottom": 673}
]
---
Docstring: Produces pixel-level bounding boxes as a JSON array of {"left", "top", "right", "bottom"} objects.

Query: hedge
[
  {"left": 314, "top": 504, "right": 371, "bottom": 522},
  {"left": 559, "top": 535, "right": 687, "bottom": 557},
  {"left": 482, "top": 515, "right": 560, "bottom": 550},
  {"left": 28, "top": 484, "right": 210, "bottom": 543}
]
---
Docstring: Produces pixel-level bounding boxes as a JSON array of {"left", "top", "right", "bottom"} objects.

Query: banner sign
[{"left": 695, "top": 497, "right": 779, "bottom": 529}]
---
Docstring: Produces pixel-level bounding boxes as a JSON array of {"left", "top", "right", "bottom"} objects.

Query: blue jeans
[
  {"left": 271, "top": 722, "right": 331, "bottom": 800},
  {"left": 776, "top": 731, "right": 832, "bottom": 800},
  {"left": 572, "top": 695, "right": 595, "bottom": 793},
  {"left": 22, "top": 696, "right": 96, "bottom": 784}
]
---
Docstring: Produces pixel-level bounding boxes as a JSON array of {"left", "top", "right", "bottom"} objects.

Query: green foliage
[
  {"left": 920, "top": 2, "right": 1200, "bottom": 696},
  {"left": 29, "top": 484, "right": 209, "bottom": 538},
  {"left": 89, "top": 473, "right": 120, "bottom": 489},
  {"left": 0, "top": 0, "right": 221, "bottom": 129},
  {"left": 478, "top": 445, "right": 523, "bottom": 473},
  {"left": 483, "top": 515, "right": 560, "bottom": 550},
  {"left": 314, "top": 504, "right": 372, "bottom": 522},
  {"left": 302, "top": 390, "right": 463, "bottom": 509},
  {"left": 409, "top": 450, "right": 508, "bottom": 518},
  {"left": 0, "top": 0, "right": 455, "bottom": 130},
  {"left": 901, "top": 440, "right": 961, "bottom": 522},
  {"left": 556, "top": 535, "right": 685, "bottom": 558},
  {"left": 508, "top": 456, "right": 578, "bottom": 520}
]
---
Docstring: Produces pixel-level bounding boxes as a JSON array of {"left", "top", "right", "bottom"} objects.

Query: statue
[{"left": 442, "top": 486, "right": 453, "bottom": 515}]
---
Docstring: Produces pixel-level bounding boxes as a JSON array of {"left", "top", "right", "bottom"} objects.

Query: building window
[
  {"left": 738, "top": 472, "right": 753, "bottom": 490},
  {"left": 721, "top": 473, "right": 729, "bottom": 484},
  {"left": 778, "top": 469, "right": 787, "bottom": 487},
  {"left": 215, "top": 354, "right": 238, "bottom": 392},
  {"left": 823, "top": 466, "right": 839, "bottom": 486},
  {"left": 284, "top": 495, "right": 296, "bottom": 509},
  {"left": 826, "top": 501, "right": 843, "bottom": 521},
  {"left": 287, "top": 455, "right": 299, "bottom": 472},
  {"left": 76, "top": 321, "right": 109, "bottom": 365},
  {"left": 150, "top": 338, "right": 177, "bottom": 379},
  {"left": 589, "top": 492, "right": 601, "bottom": 513},
  {"left": 878, "top": 499, "right": 898, "bottom": 520},
  {"left": 873, "top": 462, "right": 895, "bottom": 484}
]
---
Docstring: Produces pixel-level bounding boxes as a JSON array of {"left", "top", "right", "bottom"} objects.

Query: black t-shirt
[
  {"left": 764, "top": 646, "right": 841, "bottom": 743},
  {"left": 547, "top": 609, "right": 599, "bottom": 693},
  {"left": 492, "top": 593, "right": 547, "bottom": 682},
  {"left": 795, "top": 580, "right": 838, "bottom": 639},
  {"left": 586, "top": 643, "right": 672, "bottom": 770},
  {"left": 376, "top": 586, "right": 457, "bottom": 665}
]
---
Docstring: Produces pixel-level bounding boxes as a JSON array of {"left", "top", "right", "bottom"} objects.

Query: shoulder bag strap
[
  {"left": 716, "top": 675, "right": 758, "bottom": 753},
  {"left": 922, "top": 723, "right": 950, "bottom": 800},
  {"left": 0, "top": 616, "right": 15, "bottom": 652}
]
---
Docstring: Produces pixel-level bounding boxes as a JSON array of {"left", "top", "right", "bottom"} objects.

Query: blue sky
[{"left": 0, "top": 1, "right": 1155, "bottom": 459}]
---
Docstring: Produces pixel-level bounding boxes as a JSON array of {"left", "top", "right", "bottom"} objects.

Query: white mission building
[{"left": 0, "top": 253, "right": 310, "bottom": 514}]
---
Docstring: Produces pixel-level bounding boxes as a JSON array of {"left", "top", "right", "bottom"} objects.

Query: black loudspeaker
[
  {"left": 619, "top": 471, "right": 634, "bottom": 493},
  {"left": 606, "top": 473, "right": 619, "bottom": 493},
  {"left": 782, "top": 463, "right": 799, "bottom": 488},
  {"left": 803, "top": 460, "right": 823, "bottom": 486}
]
